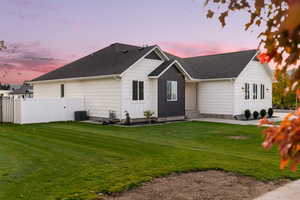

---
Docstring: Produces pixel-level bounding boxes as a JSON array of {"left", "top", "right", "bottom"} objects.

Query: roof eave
[{"left": 29, "top": 74, "right": 121, "bottom": 84}]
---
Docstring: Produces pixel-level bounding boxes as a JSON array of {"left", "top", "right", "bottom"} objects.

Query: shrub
[
  {"left": 268, "top": 108, "right": 274, "bottom": 118},
  {"left": 260, "top": 109, "right": 267, "bottom": 118},
  {"left": 124, "top": 111, "right": 131, "bottom": 125},
  {"left": 244, "top": 109, "right": 251, "bottom": 120},
  {"left": 253, "top": 111, "right": 259, "bottom": 119},
  {"left": 144, "top": 110, "right": 155, "bottom": 124}
]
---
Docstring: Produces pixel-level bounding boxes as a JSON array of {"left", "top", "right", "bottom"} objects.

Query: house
[
  {"left": 0, "top": 85, "right": 20, "bottom": 98},
  {"left": 0, "top": 90, "right": 11, "bottom": 97},
  {"left": 30, "top": 43, "right": 273, "bottom": 121},
  {"left": 10, "top": 83, "right": 33, "bottom": 99}
]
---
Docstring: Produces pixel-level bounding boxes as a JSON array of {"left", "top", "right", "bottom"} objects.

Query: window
[
  {"left": 260, "top": 84, "right": 265, "bottom": 99},
  {"left": 132, "top": 81, "right": 144, "bottom": 101},
  {"left": 60, "top": 84, "right": 64, "bottom": 98},
  {"left": 245, "top": 83, "right": 250, "bottom": 100},
  {"left": 167, "top": 81, "right": 178, "bottom": 101},
  {"left": 253, "top": 84, "right": 258, "bottom": 99}
]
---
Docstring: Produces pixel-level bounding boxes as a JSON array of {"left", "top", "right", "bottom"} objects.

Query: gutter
[
  {"left": 188, "top": 77, "right": 236, "bottom": 82},
  {"left": 29, "top": 74, "right": 121, "bottom": 84}
]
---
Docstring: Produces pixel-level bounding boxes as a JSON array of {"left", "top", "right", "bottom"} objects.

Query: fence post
[{"left": 0, "top": 97, "right": 2, "bottom": 123}]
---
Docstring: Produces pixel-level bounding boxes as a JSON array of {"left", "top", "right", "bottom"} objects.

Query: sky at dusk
[{"left": 0, "top": 0, "right": 263, "bottom": 84}]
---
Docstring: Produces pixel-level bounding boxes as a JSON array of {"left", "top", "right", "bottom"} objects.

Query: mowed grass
[{"left": 0, "top": 121, "right": 299, "bottom": 200}]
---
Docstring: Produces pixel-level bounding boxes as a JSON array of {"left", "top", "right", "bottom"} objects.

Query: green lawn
[{"left": 0, "top": 121, "right": 299, "bottom": 200}]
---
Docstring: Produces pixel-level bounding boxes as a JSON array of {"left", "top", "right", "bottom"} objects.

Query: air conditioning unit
[{"left": 109, "top": 110, "right": 116, "bottom": 120}]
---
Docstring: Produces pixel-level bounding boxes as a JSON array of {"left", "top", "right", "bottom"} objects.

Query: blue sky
[{"left": 0, "top": 0, "right": 262, "bottom": 84}]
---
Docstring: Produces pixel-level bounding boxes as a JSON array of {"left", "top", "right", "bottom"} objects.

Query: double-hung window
[
  {"left": 253, "top": 84, "right": 258, "bottom": 99},
  {"left": 245, "top": 83, "right": 250, "bottom": 100},
  {"left": 132, "top": 80, "right": 144, "bottom": 101},
  {"left": 167, "top": 81, "right": 178, "bottom": 101},
  {"left": 260, "top": 84, "right": 265, "bottom": 99}
]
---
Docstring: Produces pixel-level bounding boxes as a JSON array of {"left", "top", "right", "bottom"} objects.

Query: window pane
[
  {"left": 132, "top": 81, "right": 138, "bottom": 100},
  {"left": 253, "top": 84, "right": 257, "bottom": 99},
  {"left": 261, "top": 84, "right": 265, "bottom": 99},
  {"left": 172, "top": 81, "right": 178, "bottom": 101},
  {"left": 61, "top": 84, "right": 64, "bottom": 98},
  {"left": 139, "top": 81, "right": 144, "bottom": 100},
  {"left": 167, "top": 81, "right": 172, "bottom": 100},
  {"left": 167, "top": 81, "right": 178, "bottom": 101},
  {"left": 245, "top": 83, "right": 249, "bottom": 100}
]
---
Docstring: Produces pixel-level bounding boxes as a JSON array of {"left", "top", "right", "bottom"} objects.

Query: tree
[
  {"left": 273, "top": 72, "right": 297, "bottom": 109},
  {"left": 204, "top": 0, "right": 300, "bottom": 171},
  {"left": 0, "top": 41, "right": 6, "bottom": 50}
]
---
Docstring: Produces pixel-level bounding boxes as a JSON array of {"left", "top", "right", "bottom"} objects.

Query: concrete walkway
[
  {"left": 254, "top": 180, "right": 300, "bottom": 200},
  {"left": 189, "top": 112, "right": 287, "bottom": 126}
]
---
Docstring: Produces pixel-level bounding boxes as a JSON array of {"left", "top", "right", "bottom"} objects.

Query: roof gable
[
  {"left": 145, "top": 51, "right": 163, "bottom": 60},
  {"left": 182, "top": 49, "right": 258, "bottom": 79},
  {"left": 148, "top": 60, "right": 192, "bottom": 80}
]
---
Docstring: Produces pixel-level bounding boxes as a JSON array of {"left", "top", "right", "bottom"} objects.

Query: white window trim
[
  {"left": 132, "top": 80, "right": 144, "bottom": 102},
  {"left": 167, "top": 80, "right": 178, "bottom": 102}
]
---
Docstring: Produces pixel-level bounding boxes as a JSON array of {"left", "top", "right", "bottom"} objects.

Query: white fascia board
[
  {"left": 148, "top": 60, "right": 193, "bottom": 80},
  {"left": 29, "top": 74, "right": 120, "bottom": 84},
  {"left": 191, "top": 78, "right": 236, "bottom": 82}
]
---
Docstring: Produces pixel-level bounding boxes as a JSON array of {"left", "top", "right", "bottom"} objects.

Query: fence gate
[{"left": 0, "top": 97, "right": 14, "bottom": 123}]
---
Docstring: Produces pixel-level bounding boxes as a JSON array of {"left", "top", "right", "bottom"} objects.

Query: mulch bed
[{"left": 100, "top": 170, "right": 288, "bottom": 200}]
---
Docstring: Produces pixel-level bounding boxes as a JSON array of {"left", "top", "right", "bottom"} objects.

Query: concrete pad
[
  {"left": 254, "top": 180, "right": 300, "bottom": 200},
  {"left": 189, "top": 112, "right": 288, "bottom": 126}
]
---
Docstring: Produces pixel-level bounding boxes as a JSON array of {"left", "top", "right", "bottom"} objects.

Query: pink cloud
[
  {"left": 0, "top": 42, "right": 68, "bottom": 84},
  {"left": 158, "top": 41, "right": 253, "bottom": 58}
]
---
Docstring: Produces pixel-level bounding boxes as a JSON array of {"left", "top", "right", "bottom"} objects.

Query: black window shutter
[
  {"left": 139, "top": 81, "right": 144, "bottom": 100},
  {"left": 132, "top": 81, "right": 138, "bottom": 100}
]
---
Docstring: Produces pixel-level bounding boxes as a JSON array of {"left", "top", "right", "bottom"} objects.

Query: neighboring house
[
  {"left": 0, "top": 85, "right": 20, "bottom": 97},
  {"left": 10, "top": 84, "right": 33, "bottom": 99},
  {"left": 0, "top": 90, "right": 11, "bottom": 97},
  {"left": 30, "top": 43, "right": 273, "bottom": 121}
]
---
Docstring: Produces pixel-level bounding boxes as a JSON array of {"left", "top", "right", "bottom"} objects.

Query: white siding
[
  {"left": 32, "top": 78, "right": 122, "bottom": 118},
  {"left": 81, "top": 79, "right": 121, "bottom": 118},
  {"left": 121, "top": 58, "right": 163, "bottom": 119},
  {"left": 33, "top": 82, "right": 61, "bottom": 98},
  {"left": 234, "top": 61, "right": 272, "bottom": 115},
  {"left": 185, "top": 82, "right": 197, "bottom": 110},
  {"left": 197, "top": 80, "right": 234, "bottom": 115}
]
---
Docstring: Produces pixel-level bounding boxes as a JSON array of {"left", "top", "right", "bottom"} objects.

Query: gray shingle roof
[
  {"left": 148, "top": 60, "right": 174, "bottom": 77},
  {"left": 32, "top": 43, "right": 258, "bottom": 82},
  {"left": 182, "top": 49, "right": 257, "bottom": 79},
  {"left": 32, "top": 43, "right": 155, "bottom": 81}
]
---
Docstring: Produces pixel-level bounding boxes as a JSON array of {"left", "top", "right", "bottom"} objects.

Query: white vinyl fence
[
  {"left": 0, "top": 98, "right": 85, "bottom": 124},
  {"left": 0, "top": 97, "right": 16, "bottom": 123}
]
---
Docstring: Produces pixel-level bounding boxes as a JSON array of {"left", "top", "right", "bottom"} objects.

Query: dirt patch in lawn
[
  {"left": 228, "top": 136, "right": 249, "bottom": 140},
  {"left": 101, "top": 170, "right": 288, "bottom": 200}
]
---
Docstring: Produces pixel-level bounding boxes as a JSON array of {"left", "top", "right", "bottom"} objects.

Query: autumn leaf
[
  {"left": 218, "top": 11, "right": 228, "bottom": 27},
  {"left": 206, "top": 10, "right": 214, "bottom": 18},
  {"left": 255, "top": 0, "right": 265, "bottom": 10},
  {"left": 280, "top": 2, "right": 300, "bottom": 35},
  {"left": 280, "top": 157, "right": 289, "bottom": 170}
]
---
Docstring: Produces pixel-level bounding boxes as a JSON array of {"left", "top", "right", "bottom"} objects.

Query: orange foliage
[
  {"left": 205, "top": 0, "right": 300, "bottom": 171},
  {"left": 261, "top": 101, "right": 300, "bottom": 171}
]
